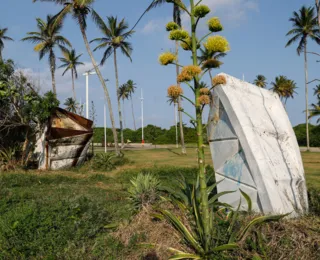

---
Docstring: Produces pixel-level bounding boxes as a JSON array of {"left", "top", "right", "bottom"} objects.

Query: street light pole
[
  {"left": 141, "top": 88, "right": 144, "bottom": 145},
  {"left": 83, "top": 70, "right": 96, "bottom": 119}
]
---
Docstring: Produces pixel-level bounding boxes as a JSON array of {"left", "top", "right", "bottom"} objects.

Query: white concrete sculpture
[{"left": 207, "top": 73, "right": 308, "bottom": 216}]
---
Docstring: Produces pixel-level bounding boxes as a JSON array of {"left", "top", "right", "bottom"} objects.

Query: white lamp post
[
  {"left": 83, "top": 70, "right": 96, "bottom": 119},
  {"left": 141, "top": 88, "right": 144, "bottom": 145}
]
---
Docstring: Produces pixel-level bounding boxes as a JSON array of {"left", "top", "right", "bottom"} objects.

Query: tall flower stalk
[{"left": 159, "top": 0, "right": 230, "bottom": 247}]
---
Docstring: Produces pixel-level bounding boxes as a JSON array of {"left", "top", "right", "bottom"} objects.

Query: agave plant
[
  {"left": 156, "top": 175, "right": 288, "bottom": 259},
  {"left": 0, "top": 146, "right": 19, "bottom": 171},
  {"left": 128, "top": 173, "right": 161, "bottom": 211}
]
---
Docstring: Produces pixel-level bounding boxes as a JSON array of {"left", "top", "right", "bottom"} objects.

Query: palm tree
[
  {"left": 198, "top": 48, "right": 226, "bottom": 85},
  {"left": 59, "top": 48, "right": 84, "bottom": 100},
  {"left": 125, "top": 80, "right": 137, "bottom": 130},
  {"left": 64, "top": 97, "right": 78, "bottom": 113},
  {"left": 118, "top": 84, "right": 130, "bottom": 129},
  {"left": 91, "top": 16, "right": 134, "bottom": 148},
  {"left": 32, "top": 0, "right": 120, "bottom": 154},
  {"left": 0, "top": 27, "right": 14, "bottom": 63},
  {"left": 271, "top": 76, "right": 297, "bottom": 106},
  {"left": 309, "top": 102, "right": 320, "bottom": 123},
  {"left": 254, "top": 75, "right": 267, "bottom": 88},
  {"left": 22, "top": 16, "right": 71, "bottom": 95},
  {"left": 314, "top": 84, "right": 320, "bottom": 99},
  {"left": 286, "top": 6, "right": 320, "bottom": 151}
]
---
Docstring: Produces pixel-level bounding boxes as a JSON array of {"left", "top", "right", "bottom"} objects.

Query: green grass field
[{"left": 0, "top": 149, "right": 319, "bottom": 259}]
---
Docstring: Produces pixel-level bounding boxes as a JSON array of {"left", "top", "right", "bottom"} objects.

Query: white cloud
[
  {"left": 182, "top": 0, "right": 259, "bottom": 29},
  {"left": 141, "top": 17, "right": 171, "bottom": 34},
  {"left": 18, "top": 62, "right": 95, "bottom": 96}
]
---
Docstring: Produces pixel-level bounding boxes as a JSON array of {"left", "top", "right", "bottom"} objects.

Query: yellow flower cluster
[
  {"left": 200, "top": 88, "right": 210, "bottom": 95},
  {"left": 204, "top": 36, "right": 229, "bottom": 53},
  {"left": 167, "top": 85, "right": 183, "bottom": 99},
  {"left": 181, "top": 37, "right": 192, "bottom": 51},
  {"left": 166, "top": 21, "right": 179, "bottom": 31},
  {"left": 158, "top": 52, "right": 177, "bottom": 66},
  {"left": 169, "top": 29, "right": 189, "bottom": 41},
  {"left": 194, "top": 5, "right": 211, "bottom": 18},
  {"left": 212, "top": 75, "right": 227, "bottom": 86},
  {"left": 177, "top": 65, "right": 202, "bottom": 82},
  {"left": 207, "top": 17, "right": 223, "bottom": 32},
  {"left": 198, "top": 95, "right": 211, "bottom": 105}
]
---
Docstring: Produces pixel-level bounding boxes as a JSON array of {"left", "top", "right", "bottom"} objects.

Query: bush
[
  {"left": 90, "top": 152, "right": 130, "bottom": 171},
  {"left": 308, "top": 187, "right": 320, "bottom": 216},
  {"left": 293, "top": 124, "right": 320, "bottom": 147},
  {"left": 128, "top": 173, "right": 161, "bottom": 211}
]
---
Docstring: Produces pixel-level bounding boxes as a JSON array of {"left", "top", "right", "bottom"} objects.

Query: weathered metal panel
[
  {"left": 36, "top": 108, "right": 93, "bottom": 170},
  {"left": 207, "top": 73, "right": 308, "bottom": 216}
]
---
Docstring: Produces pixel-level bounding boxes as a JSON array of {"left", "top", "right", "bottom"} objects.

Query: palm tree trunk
[
  {"left": 209, "top": 70, "right": 214, "bottom": 87},
  {"left": 78, "top": 19, "right": 119, "bottom": 154},
  {"left": 123, "top": 99, "right": 126, "bottom": 129},
  {"left": 114, "top": 49, "right": 124, "bottom": 147},
  {"left": 131, "top": 96, "right": 137, "bottom": 130},
  {"left": 0, "top": 51, "right": 3, "bottom": 63},
  {"left": 305, "top": 44, "right": 310, "bottom": 151},
  {"left": 71, "top": 69, "right": 76, "bottom": 100},
  {"left": 174, "top": 102, "right": 178, "bottom": 148},
  {"left": 176, "top": 40, "right": 187, "bottom": 154},
  {"left": 49, "top": 49, "right": 57, "bottom": 95}
]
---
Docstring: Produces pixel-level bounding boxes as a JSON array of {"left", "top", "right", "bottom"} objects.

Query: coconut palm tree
[
  {"left": 118, "top": 84, "right": 130, "bottom": 129},
  {"left": 22, "top": 15, "right": 71, "bottom": 95},
  {"left": 32, "top": 0, "right": 120, "bottom": 154},
  {"left": 125, "top": 79, "right": 137, "bottom": 130},
  {"left": 91, "top": 16, "right": 134, "bottom": 148},
  {"left": 314, "top": 84, "right": 320, "bottom": 99},
  {"left": 286, "top": 5, "right": 320, "bottom": 151},
  {"left": 59, "top": 48, "right": 84, "bottom": 100},
  {"left": 198, "top": 48, "right": 226, "bottom": 85},
  {"left": 309, "top": 102, "right": 320, "bottom": 123},
  {"left": 271, "top": 76, "right": 297, "bottom": 107},
  {"left": 146, "top": 0, "right": 187, "bottom": 154},
  {"left": 0, "top": 27, "right": 14, "bottom": 63},
  {"left": 254, "top": 75, "right": 267, "bottom": 88},
  {"left": 64, "top": 97, "right": 78, "bottom": 113}
]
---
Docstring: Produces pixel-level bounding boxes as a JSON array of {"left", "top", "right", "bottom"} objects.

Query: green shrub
[
  {"left": 308, "top": 187, "right": 320, "bottom": 215},
  {"left": 128, "top": 173, "right": 161, "bottom": 211},
  {"left": 293, "top": 124, "right": 320, "bottom": 147},
  {"left": 91, "top": 152, "right": 130, "bottom": 171}
]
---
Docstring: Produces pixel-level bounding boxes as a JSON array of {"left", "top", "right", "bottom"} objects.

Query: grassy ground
[{"left": 0, "top": 149, "right": 319, "bottom": 259}]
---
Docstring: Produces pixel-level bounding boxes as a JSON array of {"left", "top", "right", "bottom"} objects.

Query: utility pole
[
  {"left": 83, "top": 70, "right": 96, "bottom": 119},
  {"left": 104, "top": 102, "right": 107, "bottom": 153},
  {"left": 141, "top": 88, "right": 144, "bottom": 145}
]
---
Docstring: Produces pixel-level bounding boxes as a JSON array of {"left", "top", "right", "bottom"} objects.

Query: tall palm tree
[
  {"left": 22, "top": 15, "right": 71, "bottom": 95},
  {"left": 118, "top": 84, "right": 130, "bottom": 129},
  {"left": 0, "top": 27, "right": 14, "bottom": 63},
  {"left": 59, "top": 48, "right": 84, "bottom": 100},
  {"left": 147, "top": 0, "right": 187, "bottom": 154},
  {"left": 32, "top": 0, "right": 120, "bottom": 154},
  {"left": 314, "top": 84, "right": 320, "bottom": 99},
  {"left": 198, "top": 48, "right": 226, "bottom": 85},
  {"left": 125, "top": 79, "right": 137, "bottom": 130},
  {"left": 271, "top": 76, "right": 297, "bottom": 106},
  {"left": 91, "top": 16, "right": 134, "bottom": 148},
  {"left": 253, "top": 75, "right": 267, "bottom": 88},
  {"left": 309, "top": 102, "right": 320, "bottom": 123},
  {"left": 64, "top": 97, "right": 78, "bottom": 113},
  {"left": 286, "top": 5, "right": 320, "bottom": 151}
]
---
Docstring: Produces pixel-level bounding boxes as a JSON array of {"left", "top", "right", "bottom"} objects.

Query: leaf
[
  {"left": 240, "top": 189, "right": 252, "bottom": 212},
  {"left": 159, "top": 209, "right": 204, "bottom": 254},
  {"left": 237, "top": 213, "right": 290, "bottom": 241},
  {"left": 208, "top": 190, "right": 236, "bottom": 205},
  {"left": 169, "top": 253, "right": 201, "bottom": 259},
  {"left": 210, "top": 243, "right": 238, "bottom": 252}
]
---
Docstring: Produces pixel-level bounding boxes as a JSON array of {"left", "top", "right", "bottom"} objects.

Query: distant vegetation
[{"left": 94, "top": 124, "right": 320, "bottom": 147}]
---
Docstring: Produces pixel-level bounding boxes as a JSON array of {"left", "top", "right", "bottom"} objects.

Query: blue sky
[{"left": 1, "top": 0, "right": 319, "bottom": 128}]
